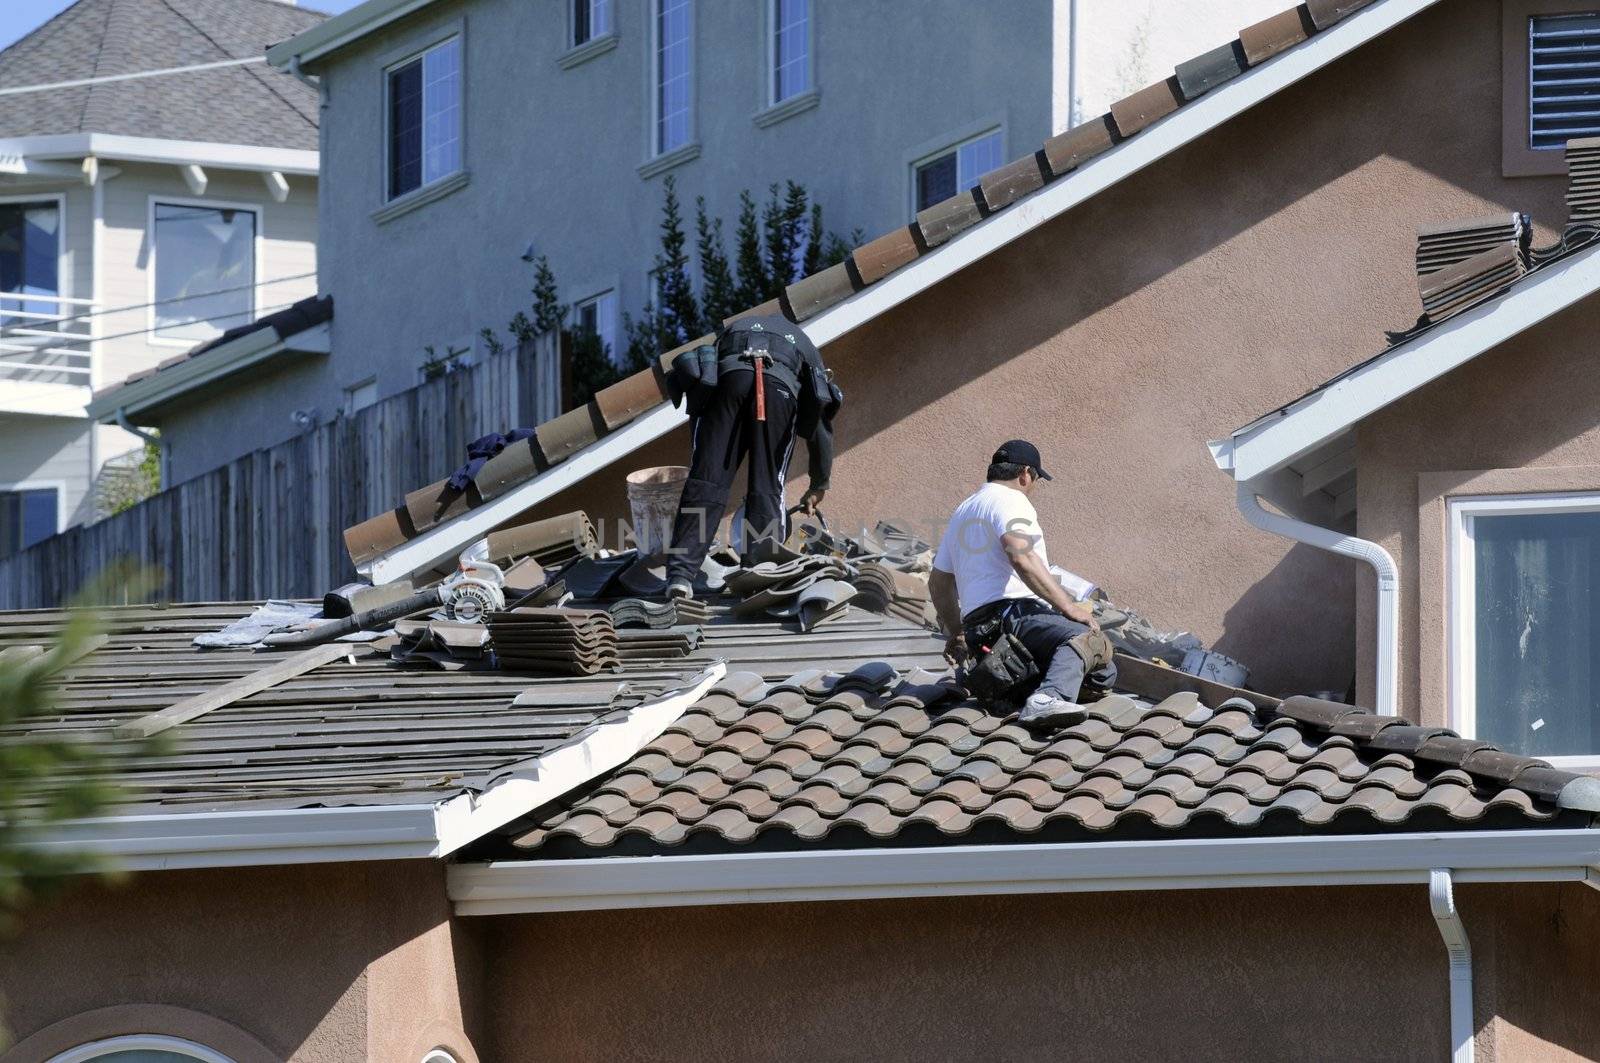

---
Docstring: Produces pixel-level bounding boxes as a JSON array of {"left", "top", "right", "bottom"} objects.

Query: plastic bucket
[{"left": 625, "top": 465, "right": 688, "bottom": 559}]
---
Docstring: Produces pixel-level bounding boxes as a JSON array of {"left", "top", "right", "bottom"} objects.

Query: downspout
[
  {"left": 288, "top": 56, "right": 320, "bottom": 94},
  {"left": 1067, "top": 0, "right": 1079, "bottom": 128},
  {"left": 1429, "top": 869, "right": 1475, "bottom": 1063},
  {"left": 114, "top": 408, "right": 165, "bottom": 487},
  {"left": 1235, "top": 484, "right": 1399, "bottom": 715}
]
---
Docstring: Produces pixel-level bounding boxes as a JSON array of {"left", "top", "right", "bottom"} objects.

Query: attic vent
[{"left": 1530, "top": 13, "right": 1600, "bottom": 150}]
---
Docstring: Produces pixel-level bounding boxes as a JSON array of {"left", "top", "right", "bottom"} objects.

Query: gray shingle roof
[{"left": 0, "top": 0, "right": 324, "bottom": 150}]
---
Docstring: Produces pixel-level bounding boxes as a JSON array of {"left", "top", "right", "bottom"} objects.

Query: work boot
[
  {"left": 665, "top": 579, "right": 695, "bottom": 601},
  {"left": 1017, "top": 691, "right": 1087, "bottom": 732}
]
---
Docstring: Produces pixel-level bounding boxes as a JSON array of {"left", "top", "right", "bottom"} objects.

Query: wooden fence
[{"left": 0, "top": 333, "right": 564, "bottom": 609}]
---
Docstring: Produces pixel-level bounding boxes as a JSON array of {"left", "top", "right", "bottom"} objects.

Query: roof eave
[
  {"left": 0, "top": 134, "right": 318, "bottom": 175},
  {"left": 448, "top": 828, "right": 1600, "bottom": 915},
  {"left": 267, "top": 0, "right": 444, "bottom": 70}
]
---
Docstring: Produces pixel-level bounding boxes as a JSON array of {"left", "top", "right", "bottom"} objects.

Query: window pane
[
  {"left": 422, "top": 38, "right": 462, "bottom": 185},
  {"left": 1472, "top": 510, "right": 1600, "bottom": 756},
  {"left": 773, "top": 0, "right": 808, "bottom": 102},
  {"left": 152, "top": 203, "right": 255, "bottom": 341},
  {"left": 0, "top": 488, "right": 56, "bottom": 557},
  {"left": 956, "top": 130, "right": 1004, "bottom": 190},
  {"left": 0, "top": 201, "right": 60, "bottom": 325},
  {"left": 388, "top": 58, "right": 423, "bottom": 198},
  {"left": 656, "top": 0, "right": 692, "bottom": 154},
  {"left": 574, "top": 0, "right": 591, "bottom": 44},
  {"left": 915, "top": 152, "right": 957, "bottom": 211}
]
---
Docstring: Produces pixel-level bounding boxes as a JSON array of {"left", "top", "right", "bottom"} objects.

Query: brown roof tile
[
  {"left": 785, "top": 260, "right": 858, "bottom": 322},
  {"left": 1239, "top": 7, "right": 1313, "bottom": 65},
  {"left": 1304, "top": 0, "right": 1374, "bottom": 31},
  {"left": 1175, "top": 40, "right": 1250, "bottom": 101},
  {"left": 850, "top": 226, "right": 921, "bottom": 287},
  {"left": 915, "top": 189, "right": 984, "bottom": 249},
  {"left": 1041, "top": 115, "right": 1116, "bottom": 178},
  {"left": 593, "top": 370, "right": 666, "bottom": 432},
  {"left": 1109, "top": 78, "right": 1183, "bottom": 138},
  {"left": 977, "top": 152, "right": 1048, "bottom": 212}
]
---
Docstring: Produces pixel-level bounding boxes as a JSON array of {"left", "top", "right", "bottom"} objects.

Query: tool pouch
[
  {"left": 670, "top": 344, "right": 720, "bottom": 416},
  {"left": 960, "top": 632, "right": 1040, "bottom": 705}
]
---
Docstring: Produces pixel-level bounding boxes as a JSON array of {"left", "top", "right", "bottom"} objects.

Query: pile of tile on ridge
[
  {"left": 615, "top": 625, "right": 704, "bottom": 660},
  {"left": 725, "top": 546, "right": 860, "bottom": 633},
  {"left": 1568, "top": 136, "right": 1600, "bottom": 223},
  {"left": 607, "top": 597, "right": 712, "bottom": 629},
  {"left": 850, "top": 561, "right": 937, "bottom": 629},
  {"left": 389, "top": 619, "right": 492, "bottom": 671},
  {"left": 1414, "top": 213, "right": 1527, "bottom": 276},
  {"left": 1417, "top": 241, "right": 1527, "bottom": 326},
  {"left": 485, "top": 511, "right": 598, "bottom": 569},
  {"left": 486, "top": 607, "right": 619, "bottom": 675}
]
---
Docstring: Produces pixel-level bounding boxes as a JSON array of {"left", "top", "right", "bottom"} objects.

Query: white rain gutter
[
  {"left": 33, "top": 665, "right": 721, "bottom": 873},
  {"left": 447, "top": 828, "right": 1600, "bottom": 915},
  {"left": 1235, "top": 485, "right": 1399, "bottom": 715},
  {"left": 1430, "top": 868, "right": 1475, "bottom": 1063}
]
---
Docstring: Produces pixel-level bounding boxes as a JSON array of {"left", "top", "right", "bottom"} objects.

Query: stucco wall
[
  {"left": 1355, "top": 296, "right": 1600, "bottom": 722},
  {"left": 470, "top": 881, "right": 1600, "bottom": 1062},
  {"left": 0, "top": 860, "right": 480, "bottom": 1063}
]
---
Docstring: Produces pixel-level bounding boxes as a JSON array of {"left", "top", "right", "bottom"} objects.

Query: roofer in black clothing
[{"left": 661, "top": 314, "right": 841, "bottom": 599}]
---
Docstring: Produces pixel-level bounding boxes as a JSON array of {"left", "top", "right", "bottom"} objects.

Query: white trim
[
  {"left": 359, "top": 0, "right": 1448, "bottom": 586},
  {"left": 0, "top": 134, "right": 317, "bottom": 175},
  {"left": 1448, "top": 491, "right": 1600, "bottom": 768},
  {"left": 146, "top": 195, "right": 264, "bottom": 348},
  {"left": 1219, "top": 239, "right": 1600, "bottom": 483},
  {"left": 446, "top": 828, "right": 1600, "bottom": 915},
  {"left": 33, "top": 666, "right": 720, "bottom": 872},
  {"left": 0, "top": 478, "right": 68, "bottom": 542},
  {"left": 762, "top": 0, "right": 815, "bottom": 110},
  {"left": 371, "top": 169, "right": 470, "bottom": 224},
  {"left": 86, "top": 320, "right": 331, "bottom": 421},
  {"left": 268, "top": 0, "right": 454, "bottom": 69},
  {"left": 558, "top": 30, "right": 619, "bottom": 70},
  {"left": 47, "top": 1033, "right": 237, "bottom": 1063}
]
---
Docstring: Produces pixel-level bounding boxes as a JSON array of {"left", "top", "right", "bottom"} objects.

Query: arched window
[
  {"left": 421, "top": 1052, "right": 461, "bottom": 1063},
  {"left": 47, "top": 1034, "right": 237, "bottom": 1063}
]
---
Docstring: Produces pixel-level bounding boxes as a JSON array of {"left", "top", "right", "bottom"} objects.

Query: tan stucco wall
[
  {"left": 531, "top": 0, "right": 1570, "bottom": 698},
  {"left": 471, "top": 882, "right": 1600, "bottom": 1062},
  {"left": 1355, "top": 295, "right": 1600, "bottom": 721},
  {"left": 0, "top": 860, "right": 481, "bottom": 1063}
]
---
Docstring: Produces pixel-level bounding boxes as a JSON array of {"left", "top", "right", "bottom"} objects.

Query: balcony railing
[{"left": 0, "top": 291, "right": 96, "bottom": 391}]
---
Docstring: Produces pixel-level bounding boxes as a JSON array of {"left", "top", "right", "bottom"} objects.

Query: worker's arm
[
  {"left": 798, "top": 407, "right": 834, "bottom": 514},
  {"left": 1001, "top": 530, "right": 1099, "bottom": 630},
  {"left": 928, "top": 567, "right": 965, "bottom": 663}
]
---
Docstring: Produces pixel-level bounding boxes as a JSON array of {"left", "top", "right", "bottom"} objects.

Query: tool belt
[{"left": 959, "top": 599, "right": 1041, "bottom": 704}]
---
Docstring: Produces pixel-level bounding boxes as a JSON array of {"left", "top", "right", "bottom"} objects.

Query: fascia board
[
  {"left": 360, "top": 0, "right": 1443, "bottom": 586},
  {"left": 89, "top": 329, "right": 291, "bottom": 421},
  {"left": 1224, "top": 240, "right": 1600, "bottom": 482},
  {"left": 447, "top": 828, "right": 1600, "bottom": 915},
  {"left": 0, "top": 134, "right": 319, "bottom": 176},
  {"left": 267, "top": 0, "right": 445, "bottom": 69}
]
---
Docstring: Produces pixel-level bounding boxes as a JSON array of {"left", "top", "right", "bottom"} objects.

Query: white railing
[{"left": 0, "top": 290, "right": 96, "bottom": 390}]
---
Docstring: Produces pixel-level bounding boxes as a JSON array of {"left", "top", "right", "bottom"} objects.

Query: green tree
[
  {"left": 696, "top": 195, "right": 737, "bottom": 331},
  {"left": 733, "top": 189, "right": 769, "bottom": 307},
  {"left": 568, "top": 327, "right": 622, "bottom": 407},
  {"left": 653, "top": 177, "right": 699, "bottom": 347},
  {"left": 530, "top": 255, "right": 566, "bottom": 336}
]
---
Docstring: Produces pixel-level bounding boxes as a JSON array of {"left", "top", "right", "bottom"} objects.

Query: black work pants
[{"left": 666, "top": 371, "right": 798, "bottom": 585}]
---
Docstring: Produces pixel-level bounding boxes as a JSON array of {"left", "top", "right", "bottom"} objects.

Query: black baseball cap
[{"left": 992, "top": 439, "right": 1052, "bottom": 480}]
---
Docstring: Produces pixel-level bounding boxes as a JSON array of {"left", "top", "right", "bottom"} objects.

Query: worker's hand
[
  {"left": 943, "top": 632, "right": 968, "bottom": 666},
  {"left": 1065, "top": 602, "right": 1099, "bottom": 631},
  {"left": 799, "top": 487, "right": 826, "bottom": 515}
]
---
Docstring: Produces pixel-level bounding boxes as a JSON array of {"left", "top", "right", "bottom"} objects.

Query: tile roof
[
  {"left": 494, "top": 665, "right": 1600, "bottom": 858},
  {"left": 339, "top": 0, "right": 1394, "bottom": 570},
  {"left": 0, "top": 597, "right": 944, "bottom": 815},
  {"left": 0, "top": 0, "right": 323, "bottom": 149}
]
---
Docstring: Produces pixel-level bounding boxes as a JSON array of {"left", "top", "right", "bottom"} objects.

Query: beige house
[
  {"left": 11, "top": 1, "right": 1600, "bottom": 1061},
  {"left": 0, "top": 0, "right": 322, "bottom": 553}
]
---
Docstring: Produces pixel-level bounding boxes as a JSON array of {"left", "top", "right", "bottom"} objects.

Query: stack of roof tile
[
  {"left": 726, "top": 556, "right": 860, "bottom": 632},
  {"left": 485, "top": 511, "right": 598, "bottom": 569},
  {"left": 507, "top": 664, "right": 1600, "bottom": 856},
  {"left": 607, "top": 597, "right": 712, "bottom": 629},
  {"left": 616, "top": 626, "right": 704, "bottom": 661},
  {"left": 389, "top": 619, "right": 492, "bottom": 671},
  {"left": 1418, "top": 241, "right": 1528, "bottom": 325},
  {"left": 1414, "top": 213, "right": 1528, "bottom": 276},
  {"left": 851, "top": 562, "right": 937, "bottom": 629},
  {"left": 1568, "top": 136, "right": 1600, "bottom": 223},
  {"left": 486, "top": 607, "right": 619, "bottom": 676}
]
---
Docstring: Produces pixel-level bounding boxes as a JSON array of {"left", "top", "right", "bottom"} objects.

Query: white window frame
[
  {"left": 145, "top": 195, "right": 263, "bottom": 349},
  {"left": 1527, "top": 11, "right": 1600, "bottom": 151},
  {"left": 905, "top": 121, "right": 1005, "bottom": 219},
  {"left": 1448, "top": 490, "right": 1600, "bottom": 768},
  {"left": 764, "top": 0, "right": 814, "bottom": 107},
  {"left": 0, "top": 190, "right": 69, "bottom": 305},
  {"left": 570, "top": 0, "right": 613, "bottom": 48},
  {"left": 47, "top": 1033, "right": 236, "bottom": 1063},
  {"left": 344, "top": 376, "right": 378, "bottom": 414},
  {"left": 380, "top": 28, "right": 466, "bottom": 209},
  {"left": 648, "top": 0, "right": 695, "bottom": 159},
  {"left": 573, "top": 286, "right": 620, "bottom": 365}
]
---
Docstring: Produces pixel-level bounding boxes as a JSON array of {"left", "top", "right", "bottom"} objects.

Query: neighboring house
[
  {"left": 112, "top": 0, "right": 1280, "bottom": 488},
  {"left": 13, "top": 5, "right": 1600, "bottom": 1063},
  {"left": 0, "top": 0, "right": 324, "bottom": 552}
]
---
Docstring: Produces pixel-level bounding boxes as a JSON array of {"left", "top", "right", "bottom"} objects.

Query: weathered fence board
[{"left": 0, "top": 334, "right": 563, "bottom": 609}]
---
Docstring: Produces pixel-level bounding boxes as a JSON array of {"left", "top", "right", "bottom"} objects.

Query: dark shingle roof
[
  {"left": 0, "top": 0, "right": 324, "bottom": 149},
  {"left": 498, "top": 664, "right": 1600, "bottom": 858}
]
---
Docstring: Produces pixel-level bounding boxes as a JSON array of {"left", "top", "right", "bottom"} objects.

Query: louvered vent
[{"left": 1531, "top": 13, "right": 1600, "bottom": 150}]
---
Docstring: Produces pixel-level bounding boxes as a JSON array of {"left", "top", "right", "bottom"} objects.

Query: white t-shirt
[{"left": 932, "top": 481, "right": 1049, "bottom": 618}]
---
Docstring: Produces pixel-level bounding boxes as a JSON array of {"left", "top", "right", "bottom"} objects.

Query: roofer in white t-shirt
[{"left": 928, "top": 440, "right": 1116, "bottom": 732}]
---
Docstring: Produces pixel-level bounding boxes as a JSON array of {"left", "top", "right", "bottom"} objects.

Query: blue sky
[{"left": 2, "top": 0, "right": 366, "bottom": 53}]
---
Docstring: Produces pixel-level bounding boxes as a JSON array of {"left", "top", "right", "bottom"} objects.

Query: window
[
  {"left": 1450, "top": 493, "right": 1600, "bottom": 762},
  {"left": 151, "top": 201, "right": 256, "bottom": 342},
  {"left": 0, "top": 199, "right": 60, "bottom": 325},
  {"left": 46, "top": 1033, "right": 235, "bottom": 1062},
  {"left": 575, "top": 290, "right": 619, "bottom": 365},
  {"left": 913, "top": 129, "right": 1004, "bottom": 213},
  {"left": 770, "top": 0, "right": 809, "bottom": 104},
  {"left": 1529, "top": 13, "right": 1600, "bottom": 150},
  {"left": 345, "top": 378, "right": 378, "bottom": 414},
  {"left": 388, "top": 36, "right": 462, "bottom": 201},
  {"left": 573, "top": 0, "right": 611, "bottom": 45},
  {"left": 653, "top": 0, "right": 692, "bottom": 155},
  {"left": 0, "top": 485, "right": 57, "bottom": 557}
]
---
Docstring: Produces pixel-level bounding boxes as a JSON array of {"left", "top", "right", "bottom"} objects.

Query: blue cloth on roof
[{"left": 447, "top": 428, "right": 535, "bottom": 492}]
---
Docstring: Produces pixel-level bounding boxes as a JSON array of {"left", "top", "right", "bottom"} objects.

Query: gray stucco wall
[
  {"left": 309, "top": 0, "right": 1055, "bottom": 408},
  {"left": 155, "top": 355, "right": 330, "bottom": 487}
]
